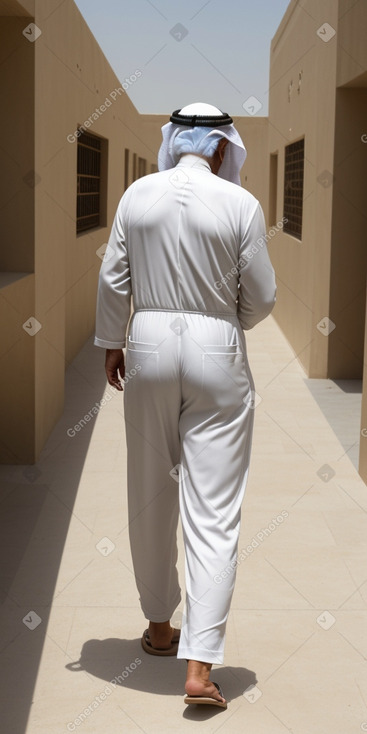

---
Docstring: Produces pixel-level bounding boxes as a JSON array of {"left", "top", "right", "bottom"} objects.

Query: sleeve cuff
[{"left": 94, "top": 337, "right": 125, "bottom": 349}]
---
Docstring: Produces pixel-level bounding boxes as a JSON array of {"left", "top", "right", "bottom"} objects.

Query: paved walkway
[{"left": 1, "top": 316, "right": 367, "bottom": 734}]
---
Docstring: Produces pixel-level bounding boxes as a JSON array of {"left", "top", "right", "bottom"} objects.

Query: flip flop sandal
[
  {"left": 141, "top": 628, "right": 180, "bottom": 656},
  {"left": 184, "top": 681, "right": 227, "bottom": 709}
]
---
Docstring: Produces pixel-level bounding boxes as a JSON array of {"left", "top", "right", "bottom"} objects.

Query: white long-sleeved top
[{"left": 94, "top": 154, "right": 276, "bottom": 348}]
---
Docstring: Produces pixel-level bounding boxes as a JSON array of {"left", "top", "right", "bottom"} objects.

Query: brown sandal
[
  {"left": 184, "top": 681, "right": 227, "bottom": 708},
  {"left": 141, "top": 628, "right": 180, "bottom": 656}
]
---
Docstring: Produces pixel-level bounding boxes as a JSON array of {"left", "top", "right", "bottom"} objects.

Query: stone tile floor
[{"left": 1, "top": 315, "right": 366, "bottom": 733}]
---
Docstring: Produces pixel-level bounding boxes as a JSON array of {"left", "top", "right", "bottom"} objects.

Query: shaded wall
[
  {"left": 0, "top": 10, "right": 35, "bottom": 461},
  {"left": 328, "top": 88, "right": 367, "bottom": 378},
  {"left": 334, "top": 0, "right": 367, "bottom": 482}
]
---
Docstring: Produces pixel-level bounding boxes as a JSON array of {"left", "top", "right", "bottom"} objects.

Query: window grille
[
  {"left": 124, "top": 148, "right": 129, "bottom": 190},
  {"left": 283, "top": 138, "right": 304, "bottom": 240},
  {"left": 138, "top": 157, "right": 146, "bottom": 178},
  {"left": 269, "top": 152, "right": 278, "bottom": 226},
  {"left": 77, "top": 131, "right": 101, "bottom": 233}
]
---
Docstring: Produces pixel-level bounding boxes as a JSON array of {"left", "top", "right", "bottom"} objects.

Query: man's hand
[{"left": 105, "top": 349, "right": 125, "bottom": 391}]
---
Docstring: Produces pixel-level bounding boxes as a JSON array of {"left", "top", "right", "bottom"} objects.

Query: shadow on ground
[
  {"left": 66, "top": 635, "right": 257, "bottom": 716},
  {"left": 304, "top": 378, "right": 362, "bottom": 468},
  {"left": 0, "top": 337, "right": 110, "bottom": 734}
]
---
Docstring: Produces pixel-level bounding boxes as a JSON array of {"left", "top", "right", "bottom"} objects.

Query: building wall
[
  {"left": 267, "top": 0, "right": 367, "bottom": 482},
  {"left": 0, "top": 8, "right": 36, "bottom": 462},
  {"left": 0, "top": 15, "right": 34, "bottom": 273},
  {"left": 334, "top": 0, "right": 367, "bottom": 480},
  {"left": 0, "top": 274, "right": 35, "bottom": 463},
  {"left": 337, "top": 0, "right": 367, "bottom": 88},
  {"left": 328, "top": 87, "right": 367, "bottom": 379},
  {"left": 0, "top": 0, "right": 158, "bottom": 462},
  {"left": 267, "top": 0, "right": 339, "bottom": 377}
]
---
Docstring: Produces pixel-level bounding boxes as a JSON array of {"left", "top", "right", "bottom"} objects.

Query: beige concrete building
[
  {"left": 1, "top": 0, "right": 367, "bottom": 480},
  {"left": 266, "top": 0, "right": 367, "bottom": 478},
  {"left": 0, "top": 0, "right": 159, "bottom": 464}
]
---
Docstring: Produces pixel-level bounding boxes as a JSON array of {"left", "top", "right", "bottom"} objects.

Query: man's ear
[{"left": 218, "top": 137, "right": 228, "bottom": 160}]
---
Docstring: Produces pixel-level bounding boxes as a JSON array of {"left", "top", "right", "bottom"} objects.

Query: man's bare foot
[
  {"left": 185, "top": 660, "right": 226, "bottom": 704},
  {"left": 148, "top": 620, "right": 179, "bottom": 649}
]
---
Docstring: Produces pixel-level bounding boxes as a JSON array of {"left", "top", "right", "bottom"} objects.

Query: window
[
  {"left": 283, "top": 138, "right": 304, "bottom": 240},
  {"left": 151, "top": 163, "right": 158, "bottom": 173},
  {"left": 124, "top": 148, "right": 130, "bottom": 190},
  {"left": 138, "top": 157, "right": 146, "bottom": 178},
  {"left": 77, "top": 130, "right": 103, "bottom": 233},
  {"left": 269, "top": 152, "right": 278, "bottom": 226},
  {"left": 132, "top": 153, "right": 137, "bottom": 181}
]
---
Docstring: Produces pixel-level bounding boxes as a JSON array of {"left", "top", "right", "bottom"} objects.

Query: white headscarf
[{"left": 158, "top": 103, "right": 247, "bottom": 186}]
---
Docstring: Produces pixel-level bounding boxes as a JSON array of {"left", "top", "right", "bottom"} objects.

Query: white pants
[{"left": 124, "top": 309, "right": 255, "bottom": 664}]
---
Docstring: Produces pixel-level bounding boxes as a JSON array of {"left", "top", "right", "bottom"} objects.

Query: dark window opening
[
  {"left": 124, "top": 148, "right": 129, "bottom": 190},
  {"left": 138, "top": 157, "right": 146, "bottom": 178},
  {"left": 283, "top": 138, "right": 304, "bottom": 240},
  {"left": 77, "top": 131, "right": 101, "bottom": 233},
  {"left": 269, "top": 152, "right": 278, "bottom": 226}
]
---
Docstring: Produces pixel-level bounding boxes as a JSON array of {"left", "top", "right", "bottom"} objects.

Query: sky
[{"left": 73, "top": 0, "right": 291, "bottom": 116}]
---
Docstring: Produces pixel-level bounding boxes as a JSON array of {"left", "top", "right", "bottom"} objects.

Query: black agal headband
[{"left": 170, "top": 109, "right": 233, "bottom": 127}]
